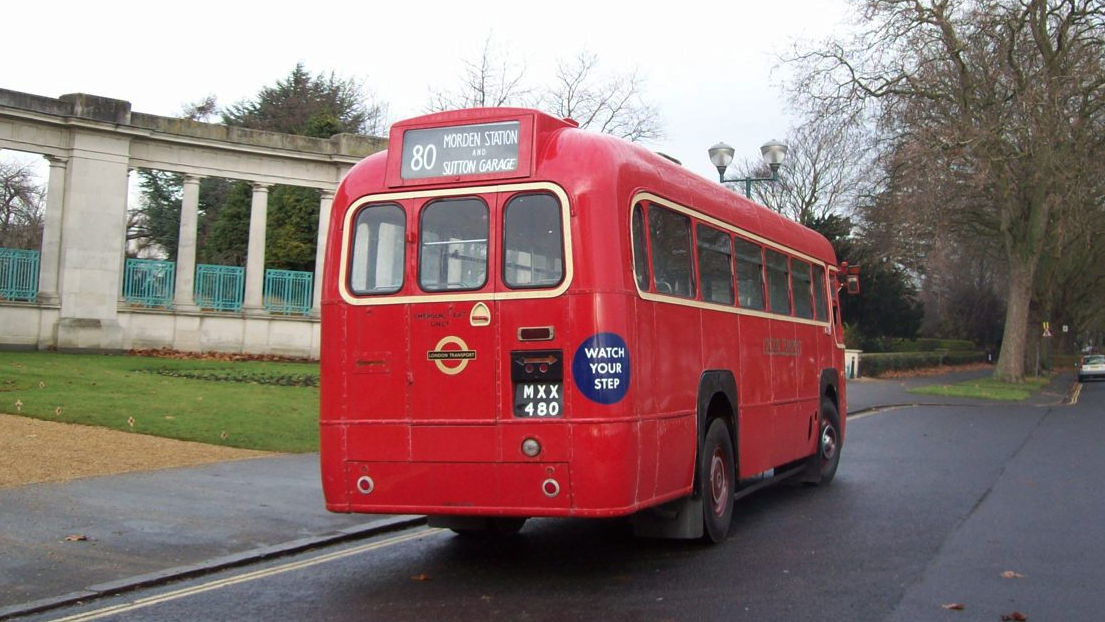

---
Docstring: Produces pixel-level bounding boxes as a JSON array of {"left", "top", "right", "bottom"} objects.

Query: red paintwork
[{"left": 320, "top": 107, "right": 846, "bottom": 519}]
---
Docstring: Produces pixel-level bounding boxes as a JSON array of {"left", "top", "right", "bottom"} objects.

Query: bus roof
[{"left": 347, "top": 107, "right": 838, "bottom": 265}]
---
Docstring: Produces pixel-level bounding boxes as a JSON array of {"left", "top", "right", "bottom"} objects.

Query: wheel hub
[
  {"left": 821, "top": 424, "right": 838, "bottom": 461},
  {"left": 709, "top": 448, "right": 729, "bottom": 516}
]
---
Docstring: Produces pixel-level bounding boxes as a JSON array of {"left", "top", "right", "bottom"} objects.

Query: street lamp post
[{"left": 707, "top": 140, "right": 789, "bottom": 196}]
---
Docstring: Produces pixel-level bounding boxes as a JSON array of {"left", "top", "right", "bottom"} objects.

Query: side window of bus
[
  {"left": 647, "top": 204, "right": 696, "bottom": 299},
  {"left": 419, "top": 198, "right": 489, "bottom": 291},
  {"left": 503, "top": 193, "right": 564, "bottom": 289},
  {"left": 765, "top": 249, "right": 791, "bottom": 315},
  {"left": 812, "top": 264, "right": 828, "bottom": 320},
  {"left": 696, "top": 224, "right": 734, "bottom": 305},
  {"left": 734, "top": 237, "right": 766, "bottom": 310},
  {"left": 792, "top": 259, "right": 814, "bottom": 319},
  {"left": 631, "top": 202, "right": 650, "bottom": 291},
  {"left": 350, "top": 203, "right": 405, "bottom": 295}
]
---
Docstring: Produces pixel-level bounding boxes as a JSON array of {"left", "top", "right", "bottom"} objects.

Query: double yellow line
[{"left": 47, "top": 529, "right": 440, "bottom": 622}]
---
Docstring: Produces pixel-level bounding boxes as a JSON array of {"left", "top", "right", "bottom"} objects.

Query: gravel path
[{"left": 0, "top": 413, "right": 271, "bottom": 488}]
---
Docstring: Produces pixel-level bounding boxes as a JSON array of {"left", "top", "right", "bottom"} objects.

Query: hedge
[
  {"left": 859, "top": 350, "right": 987, "bottom": 377},
  {"left": 880, "top": 338, "right": 978, "bottom": 353}
]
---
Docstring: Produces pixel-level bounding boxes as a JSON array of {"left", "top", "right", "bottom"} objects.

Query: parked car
[{"left": 1078, "top": 354, "right": 1105, "bottom": 383}]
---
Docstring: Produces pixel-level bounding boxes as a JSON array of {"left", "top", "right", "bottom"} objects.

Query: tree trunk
[{"left": 994, "top": 260, "right": 1036, "bottom": 383}]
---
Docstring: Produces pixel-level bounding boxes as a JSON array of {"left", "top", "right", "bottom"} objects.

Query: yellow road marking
[{"left": 47, "top": 528, "right": 441, "bottom": 622}]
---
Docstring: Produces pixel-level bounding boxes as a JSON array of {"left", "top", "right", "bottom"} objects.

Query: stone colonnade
[{"left": 0, "top": 88, "right": 383, "bottom": 357}]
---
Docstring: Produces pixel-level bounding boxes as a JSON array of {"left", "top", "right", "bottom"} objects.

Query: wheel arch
[
  {"left": 697, "top": 370, "right": 738, "bottom": 464},
  {"left": 820, "top": 368, "right": 840, "bottom": 411},
  {"left": 820, "top": 368, "right": 844, "bottom": 445}
]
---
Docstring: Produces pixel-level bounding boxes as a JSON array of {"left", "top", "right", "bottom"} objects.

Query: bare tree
[
  {"left": 727, "top": 115, "right": 870, "bottom": 225},
  {"left": 788, "top": 0, "right": 1105, "bottom": 382},
  {"left": 428, "top": 35, "right": 532, "bottom": 111},
  {"left": 0, "top": 158, "right": 45, "bottom": 249},
  {"left": 180, "top": 95, "right": 219, "bottom": 122},
  {"left": 540, "top": 52, "right": 663, "bottom": 142},
  {"left": 428, "top": 37, "right": 663, "bottom": 142}
]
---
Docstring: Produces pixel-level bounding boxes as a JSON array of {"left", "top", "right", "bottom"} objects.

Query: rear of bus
[{"left": 319, "top": 109, "right": 649, "bottom": 525}]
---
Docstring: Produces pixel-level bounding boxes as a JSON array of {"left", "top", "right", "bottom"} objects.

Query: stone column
[
  {"left": 243, "top": 182, "right": 271, "bottom": 312},
  {"left": 311, "top": 189, "right": 335, "bottom": 316},
  {"left": 37, "top": 155, "right": 68, "bottom": 304},
  {"left": 173, "top": 175, "right": 202, "bottom": 309},
  {"left": 54, "top": 128, "right": 131, "bottom": 351}
]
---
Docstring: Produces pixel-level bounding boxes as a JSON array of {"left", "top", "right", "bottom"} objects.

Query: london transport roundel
[{"left": 572, "top": 333, "right": 631, "bottom": 404}]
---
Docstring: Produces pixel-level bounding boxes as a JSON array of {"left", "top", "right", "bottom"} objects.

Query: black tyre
[
  {"left": 432, "top": 516, "right": 527, "bottom": 537},
  {"left": 457, "top": 517, "right": 526, "bottom": 537},
  {"left": 816, "top": 398, "right": 842, "bottom": 485},
  {"left": 699, "top": 418, "right": 735, "bottom": 543}
]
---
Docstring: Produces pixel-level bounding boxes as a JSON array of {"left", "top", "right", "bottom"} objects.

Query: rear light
[
  {"left": 518, "top": 326, "right": 555, "bottom": 341},
  {"left": 521, "top": 438, "right": 541, "bottom": 457}
]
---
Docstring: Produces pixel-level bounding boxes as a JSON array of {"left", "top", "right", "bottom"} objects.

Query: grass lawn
[
  {"left": 0, "top": 351, "right": 320, "bottom": 453},
  {"left": 908, "top": 375, "right": 1051, "bottom": 401}
]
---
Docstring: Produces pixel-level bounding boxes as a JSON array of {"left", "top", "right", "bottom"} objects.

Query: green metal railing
[
  {"left": 0, "top": 248, "right": 40, "bottom": 302},
  {"left": 123, "top": 258, "right": 176, "bottom": 307},
  {"left": 195, "top": 264, "right": 245, "bottom": 312},
  {"left": 264, "top": 269, "right": 313, "bottom": 315}
]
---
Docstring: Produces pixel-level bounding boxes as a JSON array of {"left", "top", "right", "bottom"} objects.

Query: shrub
[
  {"left": 859, "top": 350, "right": 986, "bottom": 377},
  {"left": 879, "top": 338, "right": 978, "bottom": 353}
]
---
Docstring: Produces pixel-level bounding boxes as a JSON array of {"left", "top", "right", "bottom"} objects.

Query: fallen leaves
[
  {"left": 127, "top": 348, "right": 312, "bottom": 363},
  {"left": 1001, "top": 570, "right": 1026, "bottom": 579},
  {"left": 1001, "top": 613, "right": 1027, "bottom": 621},
  {"left": 410, "top": 573, "right": 432, "bottom": 582},
  {"left": 63, "top": 534, "right": 88, "bottom": 542},
  {"left": 941, "top": 603, "right": 966, "bottom": 611}
]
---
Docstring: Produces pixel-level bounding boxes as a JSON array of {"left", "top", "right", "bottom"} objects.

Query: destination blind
[{"left": 401, "top": 121, "right": 521, "bottom": 179}]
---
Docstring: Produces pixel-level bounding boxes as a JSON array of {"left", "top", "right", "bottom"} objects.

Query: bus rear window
[
  {"left": 349, "top": 203, "right": 405, "bottom": 295},
  {"left": 503, "top": 193, "right": 564, "bottom": 288},
  {"left": 419, "top": 198, "right": 489, "bottom": 291}
]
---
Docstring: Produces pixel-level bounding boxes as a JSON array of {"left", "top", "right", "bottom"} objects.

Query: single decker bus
[{"left": 320, "top": 107, "right": 850, "bottom": 542}]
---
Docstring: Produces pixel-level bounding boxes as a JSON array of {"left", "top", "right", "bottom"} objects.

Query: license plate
[{"left": 513, "top": 382, "right": 563, "bottom": 418}]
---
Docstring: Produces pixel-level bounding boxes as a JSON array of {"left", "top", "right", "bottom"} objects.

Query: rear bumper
[{"left": 320, "top": 419, "right": 689, "bottom": 518}]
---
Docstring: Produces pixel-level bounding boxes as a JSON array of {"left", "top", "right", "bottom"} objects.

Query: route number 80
[{"left": 409, "top": 144, "right": 437, "bottom": 172}]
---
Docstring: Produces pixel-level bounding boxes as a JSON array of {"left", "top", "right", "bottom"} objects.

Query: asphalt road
[{"left": 17, "top": 380, "right": 1105, "bottom": 622}]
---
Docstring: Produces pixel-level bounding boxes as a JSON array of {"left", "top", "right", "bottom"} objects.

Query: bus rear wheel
[
  {"left": 816, "top": 399, "right": 841, "bottom": 485},
  {"left": 699, "top": 418, "right": 735, "bottom": 543}
]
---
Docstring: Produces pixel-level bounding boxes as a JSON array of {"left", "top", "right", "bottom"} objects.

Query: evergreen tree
[
  {"left": 201, "top": 182, "right": 252, "bottom": 266},
  {"left": 134, "top": 64, "right": 387, "bottom": 272},
  {"left": 807, "top": 214, "right": 924, "bottom": 350},
  {"left": 222, "top": 62, "right": 386, "bottom": 136}
]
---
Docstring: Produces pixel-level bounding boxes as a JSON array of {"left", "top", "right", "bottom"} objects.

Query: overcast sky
[{"left": 3, "top": 0, "right": 852, "bottom": 182}]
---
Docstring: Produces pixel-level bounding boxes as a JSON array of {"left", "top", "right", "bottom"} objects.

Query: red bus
[{"left": 319, "top": 107, "right": 848, "bottom": 542}]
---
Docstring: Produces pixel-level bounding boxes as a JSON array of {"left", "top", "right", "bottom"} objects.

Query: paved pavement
[
  {"left": 0, "top": 368, "right": 1077, "bottom": 620},
  {"left": 0, "top": 455, "right": 420, "bottom": 619}
]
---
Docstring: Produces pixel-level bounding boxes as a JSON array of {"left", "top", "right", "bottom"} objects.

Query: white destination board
[{"left": 401, "top": 121, "right": 521, "bottom": 179}]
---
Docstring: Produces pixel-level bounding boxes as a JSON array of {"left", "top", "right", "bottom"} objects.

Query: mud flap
[{"left": 630, "top": 496, "right": 704, "bottom": 539}]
